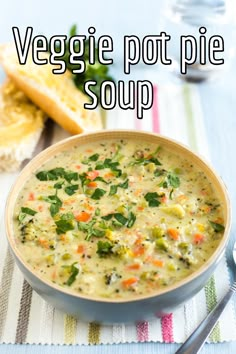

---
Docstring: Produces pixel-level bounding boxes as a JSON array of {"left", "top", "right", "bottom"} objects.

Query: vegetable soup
[{"left": 13, "top": 139, "right": 225, "bottom": 299}]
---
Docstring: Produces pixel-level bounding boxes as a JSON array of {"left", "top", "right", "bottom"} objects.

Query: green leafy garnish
[
  {"left": 91, "top": 188, "right": 106, "bottom": 200},
  {"left": 64, "top": 171, "right": 78, "bottom": 183},
  {"left": 119, "top": 179, "right": 129, "bottom": 189},
  {"left": 21, "top": 207, "right": 37, "bottom": 216},
  {"left": 144, "top": 192, "right": 161, "bottom": 207},
  {"left": 113, "top": 213, "right": 128, "bottom": 225},
  {"left": 18, "top": 207, "right": 37, "bottom": 222},
  {"left": 127, "top": 212, "right": 136, "bottom": 228},
  {"left": 53, "top": 24, "right": 114, "bottom": 103},
  {"left": 209, "top": 221, "right": 225, "bottom": 233},
  {"left": 54, "top": 181, "right": 64, "bottom": 189},
  {"left": 64, "top": 184, "right": 79, "bottom": 196},
  {"left": 96, "top": 241, "right": 114, "bottom": 257},
  {"left": 109, "top": 179, "right": 129, "bottom": 196},
  {"left": 36, "top": 168, "right": 78, "bottom": 183},
  {"left": 95, "top": 208, "right": 101, "bottom": 216},
  {"left": 42, "top": 195, "right": 62, "bottom": 216},
  {"left": 82, "top": 153, "right": 100, "bottom": 164},
  {"left": 66, "top": 262, "right": 79, "bottom": 286},
  {"left": 109, "top": 185, "right": 118, "bottom": 196},
  {"left": 77, "top": 219, "right": 105, "bottom": 240},
  {"left": 167, "top": 173, "right": 180, "bottom": 188},
  {"left": 55, "top": 213, "right": 74, "bottom": 234},
  {"left": 102, "top": 214, "right": 114, "bottom": 221}
]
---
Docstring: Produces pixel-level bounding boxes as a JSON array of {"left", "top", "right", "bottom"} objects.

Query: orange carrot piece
[
  {"left": 152, "top": 259, "right": 164, "bottom": 267},
  {"left": 86, "top": 170, "right": 99, "bottom": 180},
  {"left": 28, "top": 192, "right": 35, "bottom": 201},
  {"left": 75, "top": 211, "right": 91, "bottom": 222},
  {"left": 76, "top": 165, "right": 81, "bottom": 169},
  {"left": 122, "top": 277, "right": 138, "bottom": 288},
  {"left": 38, "top": 238, "right": 49, "bottom": 248},
  {"left": 126, "top": 263, "right": 141, "bottom": 270},
  {"left": 167, "top": 228, "right": 180, "bottom": 241},
  {"left": 85, "top": 149, "right": 93, "bottom": 153},
  {"left": 137, "top": 206, "right": 144, "bottom": 211},
  {"left": 87, "top": 181, "right": 98, "bottom": 188},
  {"left": 38, "top": 205, "right": 43, "bottom": 212},
  {"left": 193, "top": 233, "right": 205, "bottom": 245},
  {"left": 134, "top": 189, "right": 142, "bottom": 196},
  {"left": 77, "top": 244, "right": 85, "bottom": 254},
  {"left": 133, "top": 244, "right": 145, "bottom": 256},
  {"left": 104, "top": 172, "right": 114, "bottom": 178},
  {"left": 161, "top": 195, "right": 167, "bottom": 204},
  {"left": 51, "top": 269, "right": 57, "bottom": 280}
]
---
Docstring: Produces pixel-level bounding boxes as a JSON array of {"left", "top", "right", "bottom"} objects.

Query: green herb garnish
[
  {"left": 64, "top": 184, "right": 79, "bottom": 196},
  {"left": 127, "top": 212, "right": 136, "bottom": 228},
  {"left": 43, "top": 195, "right": 62, "bottom": 217},
  {"left": 167, "top": 173, "right": 180, "bottom": 188},
  {"left": 18, "top": 207, "right": 37, "bottom": 222},
  {"left": 55, "top": 213, "right": 74, "bottom": 234},
  {"left": 209, "top": 221, "right": 225, "bottom": 233},
  {"left": 144, "top": 192, "right": 161, "bottom": 207},
  {"left": 91, "top": 188, "right": 106, "bottom": 200},
  {"left": 66, "top": 262, "right": 79, "bottom": 286},
  {"left": 96, "top": 241, "right": 114, "bottom": 257}
]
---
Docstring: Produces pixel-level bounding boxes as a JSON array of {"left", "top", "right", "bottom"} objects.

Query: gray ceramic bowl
[{"left": 5, "top": 130, "right": 231, "bottom": 323}]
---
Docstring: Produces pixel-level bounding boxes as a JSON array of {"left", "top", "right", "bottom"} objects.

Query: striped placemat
[{"left": 0, "top": 84, "right": 236, "bottom": 345}]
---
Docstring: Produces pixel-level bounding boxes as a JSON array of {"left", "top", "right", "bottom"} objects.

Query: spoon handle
[{"left": 175, "top": 286, "right": 235, "bottom": 354}]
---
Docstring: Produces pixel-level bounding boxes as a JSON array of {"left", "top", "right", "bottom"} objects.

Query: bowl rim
[{"left": 5, "top": 129, "right": 232, "bottom": 303}]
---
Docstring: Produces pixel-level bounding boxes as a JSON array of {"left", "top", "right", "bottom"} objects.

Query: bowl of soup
[{"left": 5, "top": 130, "right": 231, "bottom": 323}]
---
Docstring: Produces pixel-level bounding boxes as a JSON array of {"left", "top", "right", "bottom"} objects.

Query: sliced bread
[
  {"left": 0, "top": 79, "right": 45, "bottom": 171},
  {"left": 0, "top": 44, "right": 102, "bottom": 134}
]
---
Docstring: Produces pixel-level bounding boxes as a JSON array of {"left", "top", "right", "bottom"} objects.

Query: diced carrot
[
  {"left": 152, "top": 259, "right": 164, "bottom": 267},
  {"left": 161, "top": 195, "right": 167, "bottom": 204},
  {"left": 83, "top": 203, "right": 94, "bottom": 211},
  {"left": 193, "top": 233, "right": 205, "bottom": 245},
  {"left": 134, "top": 189, "right": 142, "bottom": 196},
  {"left": 28, "top": 192, "right": 35, "bottom": 201},
  {"left": 51, "top": 269, "right": 57, "bottom": 280},
  {"left": 126, "top": 263, "right": 141, "bottom": 270},
  {"left": 133, "top": 244, "right": 145, "bottom": 256},
  {"left": 85, "top": 149, "right": 93, "bottom": 153},
  {"left": 122, "top": 277, "right": 138, "bottom": 288},
  {"left": 64, "top": 199, "right": 76, "bottom": 205},
  {"left": 77, "top": 244, "right": 85, "bottom": 254},
  {"left": 38, "top": 205, "right": 43, "bottom": 212},
  {"left": 75, "top": 165, "right": 81, "bottom": 169},
  {"left": 86, "top": 170, "right": 99, "bottom": 180},
  {"left": 137, "top": 206, "right": 144, "bottom": 211},
  {"left": 177, "top": 195, "right": 188, "bottom": 203},
  {"left": 60, "top": 207, "right": 65, "bottom": 211},
  {"left": 200, "top": 205, "right": 211, "bottom": 214},
  {"left": 75, "top": 211, "right": 91, "bottom": 222},
  {"left": 104, "top": 172, "right": 114, "bottom": 178},
  {"left": 167, "top": 228, "right": 180, "bottom": 241},
  {"left": 60, "top": 235, "right": 66, "bottom": 241},
  {"left": 38, "top": 238, "right": 49, "bottom": 248},
  {"left": 87, "top": 181, "right": 97, "bottom": 188},
  {"left": 214, "top": 217, "right": 224, "bottom": 224}
]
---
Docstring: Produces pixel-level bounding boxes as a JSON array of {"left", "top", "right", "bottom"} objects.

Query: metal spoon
[{"left": 175, "top": 242, "right": 236, "bottom": 354}]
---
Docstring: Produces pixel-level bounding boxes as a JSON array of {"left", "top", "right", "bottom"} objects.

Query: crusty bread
[
  {"left": 0, "top": 44, "right": 102, "bottom": 134},
  {"left": 0, "top": 79, "right": 45, "bottom": 171}
]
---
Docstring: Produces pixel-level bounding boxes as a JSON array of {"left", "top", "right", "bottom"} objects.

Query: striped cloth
[{"left": 0, "top": 84, "right": 236, "bottom": 345}]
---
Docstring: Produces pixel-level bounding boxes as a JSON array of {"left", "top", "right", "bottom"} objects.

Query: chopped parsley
[
  {"left": 66, "top": 262, "right": 79, "bottom": 286},
  {"left": 91, "top": 188, "right": 106, "bottom": 200},
  {"left": 209, "top": 221, "right": 225, "bottom": 233},
  {"left": 144, "top": 192, "right": 161, "bottom": 207},
  {"left": 96, "top": 241, "right": 114, "bottom": 257}
]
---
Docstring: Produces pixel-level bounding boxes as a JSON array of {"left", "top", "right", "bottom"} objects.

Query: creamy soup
[{"left": 14, "top": 139, "right": 225, "bottom": 299}]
